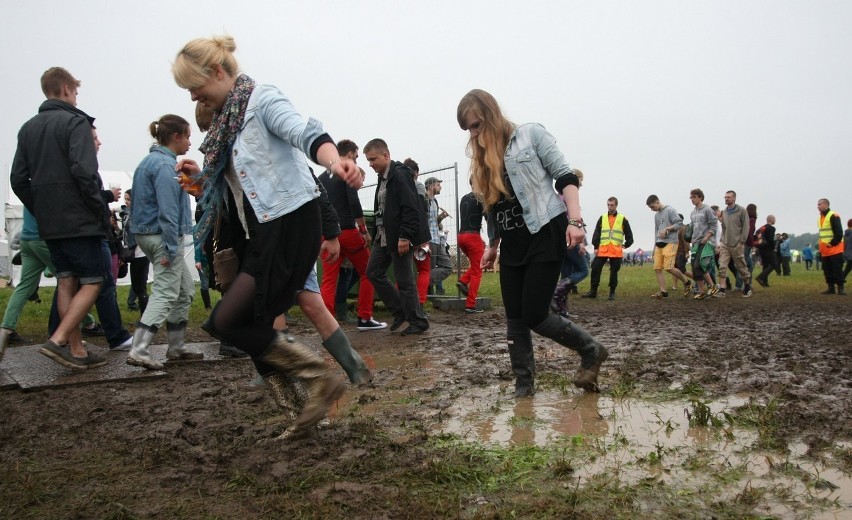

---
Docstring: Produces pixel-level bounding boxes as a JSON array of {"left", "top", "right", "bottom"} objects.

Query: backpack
[
  {"left": 684, "top": 223, "right": 694, "bottom": 243},
  {"left": 754, "top": 225, "right": 766, "bottom": 246}
]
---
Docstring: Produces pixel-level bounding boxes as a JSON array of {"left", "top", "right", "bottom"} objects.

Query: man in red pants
[
  {"left": 318, "top": 140, "right": 386, "bottom": 330},
  {"left": 456, "top": 187, "right": 490, "bottom": 313}
]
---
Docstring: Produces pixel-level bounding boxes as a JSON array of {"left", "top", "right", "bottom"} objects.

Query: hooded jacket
[{"left": 11, "top": 99, "right": 107, "bottom": 240}]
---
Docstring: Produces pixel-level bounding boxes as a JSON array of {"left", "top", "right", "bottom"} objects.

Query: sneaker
[
  {"left": 713, "top": 290, "right": 726, "bottom": 298},
  {"left": 5, "top": 329, "right": 27, "bottom": 344},
  {"left": 456, "top": 281, "right": 469, "bottom": 296},
  {"left": 465, "top": 307, "right": 484, "bottom": 314},
  {"left": 110, "top": 337, "right": 133, "bottom": 351},
  {"left": 357, "top": 318, "right": 388, "bottom": 331},
  {"left": 651, "top": 291, "right": 668, "bottom": 299},
  {"left": 707, "top": 285, "right": 719, "bottom": 297},
  {"left": 401, "top": 323, "right": 429, "bottom": 336},
  {"left": 742, "top": 286, "right": 753, "bottom": 298},
  {"left": 219, "top": 342, "right": 249, "bottom": 358},
  {"left": 39, "top": 341, "right": 107, "bottom": 370},
  {"left": 682, "top": 280, "right": 693, "bottom": 297},
  {"left": 694, "top": 292, "right": 708, "bottom": 300},
  {"left": 390, "top": 315, "right": 406, "bottom": 332},
  {"left": 81, "top": 323, "right": 105, "bottom": 337}
]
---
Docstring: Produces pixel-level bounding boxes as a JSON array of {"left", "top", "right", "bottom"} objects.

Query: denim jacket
[
  {"left": 229, "top": 84, "right": 323, "bottom": 223},
  {"left": 504, "top": 123, "right": 573, "bottom": 234},
  {"left": 130, "top": 145, "right": 193, "bottom": 262}
]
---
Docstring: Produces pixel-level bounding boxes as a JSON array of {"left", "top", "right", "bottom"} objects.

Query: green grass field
[{"left": 0, "top": 259, "right": 832, "bottom": 342}]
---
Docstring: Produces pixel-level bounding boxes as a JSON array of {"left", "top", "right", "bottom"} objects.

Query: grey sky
[{"left": 2, "top": 0, "right": 850, "bottom": 247}]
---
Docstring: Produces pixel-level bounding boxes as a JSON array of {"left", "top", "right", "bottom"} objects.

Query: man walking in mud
[
  {"left": 364, "top": 139, "right": 431, "bottom": 335},
  {"left": 10, "top": 67, "right": 108, "bottom": 369},
  {"left": 646, "top": 195, "right": 692, "bottom": 298},
  {"left": 716, "top": 190, "right": 753, "bottom": 298},
  {"left": 754, "top": 215, "right": 777, "bottom": 288}
]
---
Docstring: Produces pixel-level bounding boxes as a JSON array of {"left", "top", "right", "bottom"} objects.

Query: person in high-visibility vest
[
  {"left": 582, "top": 197, "right": 634, "bottom": 300},
  {"left": 817, "top": 198, "right": 845, "bottom": 295}
]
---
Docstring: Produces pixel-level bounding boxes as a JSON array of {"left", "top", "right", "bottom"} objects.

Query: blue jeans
[
  {"left": 49, "top": 240, "right": 131, "bottom": 348},
  {"left": 559, "top": 245, "right": 589, "bottom": 285}
]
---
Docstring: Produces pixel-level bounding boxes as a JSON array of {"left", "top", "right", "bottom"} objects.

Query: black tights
[
  {"left": 208, "top": 272, "right": 277, "bottom": 359},
  {"left": 500, "top": 260, "right": 561, "bottom": 331}
]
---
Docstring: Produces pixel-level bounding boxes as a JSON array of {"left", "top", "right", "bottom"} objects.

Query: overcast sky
[{"left": 2, "top": 0, "right": 850, "bottom": 248}]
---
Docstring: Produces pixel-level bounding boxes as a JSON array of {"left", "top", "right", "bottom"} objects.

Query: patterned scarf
[{"left": 192, "top": 74, "right": 256, "bottom": 242}]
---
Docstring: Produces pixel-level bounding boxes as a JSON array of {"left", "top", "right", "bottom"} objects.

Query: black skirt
[{"left": 223, "top": 192, "right": 321, "bottom": 324}]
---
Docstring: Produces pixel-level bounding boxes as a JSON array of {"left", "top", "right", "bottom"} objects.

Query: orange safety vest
[
  {"left": 818, "top": 210, "right": 844, "bottom": 256},
  {"left": 598, "top": 213, "right": 625, "bottom": 258}
]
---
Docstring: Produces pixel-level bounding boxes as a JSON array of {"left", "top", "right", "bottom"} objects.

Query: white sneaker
[
  {"left": 357, "top": 318, "right": 388, "bottom": 331},
  {"left": 111, "top": 337, "right": 133, "bottom": 351}
]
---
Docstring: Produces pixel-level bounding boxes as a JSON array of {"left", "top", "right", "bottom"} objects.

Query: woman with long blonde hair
[
  {"left": 457, "top": 89, "right": 608, "bottom": 396},
  {"left": 171, "top": 35, "right": 362, "bottom": 433}
]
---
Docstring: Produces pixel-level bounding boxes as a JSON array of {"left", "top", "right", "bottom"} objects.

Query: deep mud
[{"left": 0, "top": 295, "right": 849, "bottom": 518}]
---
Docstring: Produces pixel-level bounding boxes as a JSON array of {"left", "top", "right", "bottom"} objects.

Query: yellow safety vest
[
  {"left": 598, "top": 213, "right": 626, "bottom": 258},
  {"left": 600, "top": 213, "right": 625, "bottom": 247},
  {"left": 818, "top": 210, "right": 844, "bottom": 256}
]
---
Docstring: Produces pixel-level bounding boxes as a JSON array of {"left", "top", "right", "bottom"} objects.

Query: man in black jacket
[
  {"left": 754, "top": 215, "right": 777, "bottom": 287},
  {"left": 10, "top": 67, "right": 108, "bottom": 370},
  {"left": 364, "top": 139, "right": 430, "bottom": 335}
]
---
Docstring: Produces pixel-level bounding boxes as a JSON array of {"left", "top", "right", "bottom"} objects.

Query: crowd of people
[{"left": 1, "top": 35, "right": 847, "bottom": 436}]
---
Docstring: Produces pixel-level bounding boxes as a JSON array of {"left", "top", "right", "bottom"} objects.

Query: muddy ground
[{"left": 0, "top": 294, "right": 849, "bottom": 518}]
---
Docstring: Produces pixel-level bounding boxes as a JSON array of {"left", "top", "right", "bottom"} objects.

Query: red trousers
[
  {"left": 320, "top": 228, "right": 375, "bottom": 319},
  {"left": 414, "top": 251, "right": 431, "bottom": 304},
  {"left": 458, "top": 232, "right": 485, "bottom": 308}
]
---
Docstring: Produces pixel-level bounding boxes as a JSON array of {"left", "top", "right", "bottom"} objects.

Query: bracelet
[
  {"left": 328, "top": 159, "right": 340, "bottom": 170},
  {"left": 567, "top": 218, "right": 584, "bottom": 229}
]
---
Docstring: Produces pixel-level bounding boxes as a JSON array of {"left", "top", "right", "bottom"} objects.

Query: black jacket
[
  {"left": 11, "top": 99, "right": 107, "bottom": 240},
  {"left": 372, "top": 161, "right": 429, "bottom": 246}
]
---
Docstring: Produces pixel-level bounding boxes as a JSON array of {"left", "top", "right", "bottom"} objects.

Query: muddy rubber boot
[
  {"left": 126, "top": 323, "right": 163, "bottom": 370},
  {"left": 838, "top": 283, "right": 846, "bottom": 296},
  {"left": 200, "top": 289, "right": 211, "bottom": 310},
  {"left": 507, "top": 319, "right": 535, "bottom": 397},
  {"left": 533, "top": 314, "right": 609, "bottom": 392},
  {"left": 551, "top": 279, "right": 571, "bottom": 317},
  {"left": 166, "top": 321, "right": 203, "bottom": 361},
  {"left": 821, "top": 283, "right": 836, "bottom": 295},
  {"left": 264, "top": 372, "right": 308, "bottom": 421},
  {"left": 261, "top": 332, "right": 346, "bottom": 432},
  {"left": 322, "top": 327, "right": 372, "bottom": 385}
]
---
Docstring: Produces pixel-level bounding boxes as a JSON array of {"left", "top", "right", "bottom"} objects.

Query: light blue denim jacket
[
  {"left": 229, "top": 84, "right": 323, "bottom": 222},
  {"left": 504, "top": 123, "right": 573, "bottom": 234},
  {"left": 130, "top": 145, "right": 193, "bottom": 262}
]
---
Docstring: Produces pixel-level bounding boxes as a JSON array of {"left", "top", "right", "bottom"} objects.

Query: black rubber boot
[
  {"left": 200, "top": 289, "right": 211, "bottom": 310},
  {"left": 822, "top": 283, "right": 836, "bottom": 295},
  {"left": 533, "top": 314, "right": 609, "bottom": 392},
  {"left": 507, "top": 319, "right": 535, "bottom": 397},
  {"left": 838, "top": 283, "right": 846, "bottom": 296}
]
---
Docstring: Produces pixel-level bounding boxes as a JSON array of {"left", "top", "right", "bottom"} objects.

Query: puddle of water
[
  {"left": 435, "top": 385, "right": 851, "bottom": 519},
  {"left": 324, "top": 347, "right": 850, "bottom": 519}
]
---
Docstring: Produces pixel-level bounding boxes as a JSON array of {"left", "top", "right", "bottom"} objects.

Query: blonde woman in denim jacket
[
  {"left": 457, "top": 89, "right": 609, "bottom": 397},
  {"left": 172, "top": 35, "right": 362, "bottom": 434}
]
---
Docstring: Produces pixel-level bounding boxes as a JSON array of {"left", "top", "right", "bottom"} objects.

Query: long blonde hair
[
  {"left": 457, "top": 89, "right": 515, "bottom": 211},
  {"left": 172, "top": 35, "right": 239, "bottom": 90}
]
